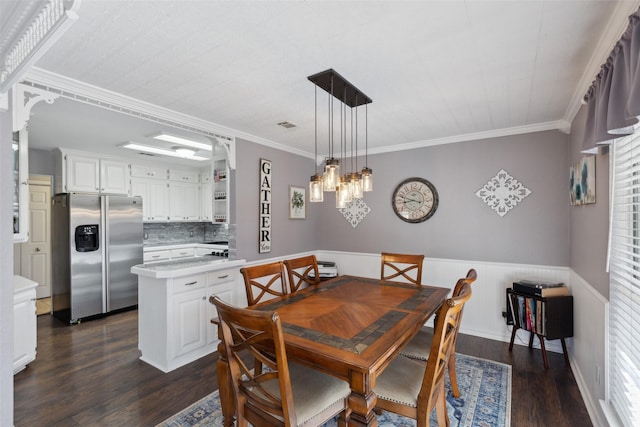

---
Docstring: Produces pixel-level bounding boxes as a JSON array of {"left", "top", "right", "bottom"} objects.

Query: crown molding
[
  {"left": 365, "top": 120, "right": 569, "bottom": 157},
  {"left": 562, "top": 0, "right": 640, "bottom": 126}
]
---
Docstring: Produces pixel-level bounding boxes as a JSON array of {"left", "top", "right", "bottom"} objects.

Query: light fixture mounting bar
[{"left": 307, "top": 69, "right": 372, "bottom": 107}]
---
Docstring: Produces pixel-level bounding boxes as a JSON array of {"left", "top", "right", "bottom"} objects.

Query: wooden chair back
[
  {"left": 283, "top": 255, "right": 321, "bottom": 293},
  {"left": 375, "top": 282, "right": 472, "bottom": 425},
  {"left": 417, "top": 283, "right": 472, "bottom": 422},
  {"left": 241, "top": 262, "right": 288, "bottom": 306},
  {"left": 211, "top": 296, "right": 298, "bottom": 426},
  {"left": 380, "top": 252, "right": 425, "bottom": 284}
]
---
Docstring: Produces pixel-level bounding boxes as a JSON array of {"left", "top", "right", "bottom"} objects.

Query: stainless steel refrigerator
[{"left": 51, "top": 193, "right": 143, "bottom": 323}]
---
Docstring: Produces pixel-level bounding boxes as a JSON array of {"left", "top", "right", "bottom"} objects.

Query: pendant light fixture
[
  {"left": 309, "top": 84, "right": 324, "bottom": 202},
  {"left": 307, "top": 69, "right": 372, "bottom": 206},
  {"left": 361, "top": 104, "right": 373, "bottom": 192}
]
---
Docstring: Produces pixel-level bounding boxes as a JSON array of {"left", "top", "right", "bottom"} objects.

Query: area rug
[{"left": 157, "top": 353, "right": 511, "bottom": 427}]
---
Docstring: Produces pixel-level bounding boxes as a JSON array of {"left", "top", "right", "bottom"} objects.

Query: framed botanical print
[{"left": 289, "top": 186, "right": 306, "bottom": 219}]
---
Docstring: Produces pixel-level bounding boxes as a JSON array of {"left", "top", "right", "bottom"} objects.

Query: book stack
[{"left": 512, "top": 279, "right": 569, "bottom": 297}]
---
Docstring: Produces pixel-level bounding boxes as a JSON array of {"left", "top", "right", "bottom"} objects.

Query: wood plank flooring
[{"left": 14, "top": 309, "right": 591, "bottom": 426}]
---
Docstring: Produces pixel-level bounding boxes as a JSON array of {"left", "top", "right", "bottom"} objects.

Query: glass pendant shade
[
  {"left": 336, "top": 176, "right": 352, "bottom": 208},
  {"left": 309, "top": 174, "right": 324, "bottom": 202},
  {"left": 323, "top": 158, "right": 340, "bottom": 192},
  {"left": 350, "top": 172, "right": 363, "bottom": 199},
  {"left": 362, "top": 167, "right": 373, "bottom": 192}
]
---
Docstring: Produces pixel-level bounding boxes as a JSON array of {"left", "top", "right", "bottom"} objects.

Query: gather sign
[{"left": 259, "top": 158, "right": 271, "bottom": 253}]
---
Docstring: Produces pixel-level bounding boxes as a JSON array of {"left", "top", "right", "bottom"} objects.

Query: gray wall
[
  {"left": 314, "top": 131, "right": 570, "bottom": 265},
  {"left": 235, "top": 138, "right": 321, "bottom": 261},
  {"left": 28, "top": 148, "right": 55, "bottom": 178},
  {"left": 234, "top": 131, "right": 569, "bottom": 266},
  {"left": 569, "top": 105, "right": 610, "bottom": 297}
]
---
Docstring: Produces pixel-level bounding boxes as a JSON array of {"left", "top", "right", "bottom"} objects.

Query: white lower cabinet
[
  {"left": 14, "top": 275, "right": 37, "bottom": 374},
  {"left": 137, "top": 267, "right": 238, "bottom": 373},
  {"left": 173, "top": 287, "right": 207, "bottom": 358}
]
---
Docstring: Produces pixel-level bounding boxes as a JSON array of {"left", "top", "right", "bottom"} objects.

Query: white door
[{"left": 21, "top": 178, "right": 52, "bottom": 299}]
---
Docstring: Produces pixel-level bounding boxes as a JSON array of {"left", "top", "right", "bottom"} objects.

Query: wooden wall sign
[{"left": 259, "top": 158, "right": 272, "bottom": 253}]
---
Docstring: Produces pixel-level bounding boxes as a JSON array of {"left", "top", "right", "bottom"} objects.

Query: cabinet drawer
[
  {"left": 171, "top": 248, "right": 195, "bottom": 259},
  {"left": 208, "top": 268, "right": 236, "bottom": 286},
  {"left": 173, "top": 274, "right": 206, "bottom": 294},
  {"left": 143, "top": 250, "right": 171, "bottom": 262}
]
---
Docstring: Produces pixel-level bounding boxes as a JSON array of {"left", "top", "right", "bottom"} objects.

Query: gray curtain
[{"left": 582, "top": 9, "right": 640, "bottom": 151}]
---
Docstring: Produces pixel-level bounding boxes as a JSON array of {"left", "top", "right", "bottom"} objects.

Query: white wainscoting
[
  {"left": 568, "top": 270, "right": 608, "bottom": 427},
  {"left": 314, "top": 250, "right": 608, "bottom": 427},
  {"left": 317, "top": 250, "right": 570, "bottom": 350}
]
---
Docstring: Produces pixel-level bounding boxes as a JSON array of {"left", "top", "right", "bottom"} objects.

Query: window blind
[{"left": 609, "top": 133, "right": 640, "bottom": 426}]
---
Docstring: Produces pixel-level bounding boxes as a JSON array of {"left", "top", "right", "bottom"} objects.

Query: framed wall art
[
  {"left": 570, "top": 156, "right": 595, "bottom": 206},
  {"left": 289, "top": 185, "right": 306, "bottom": 219}
]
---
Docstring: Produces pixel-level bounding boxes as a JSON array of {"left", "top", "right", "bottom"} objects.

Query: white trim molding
[
  {"left": 0, "top": 0, "right": 81, "bottom": 94},
  {"left": 20, "top": 69, "right": 239, "bottom": 170}
]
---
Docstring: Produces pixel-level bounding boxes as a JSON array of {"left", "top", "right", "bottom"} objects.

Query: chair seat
[
  {"left": 261, "top": 362, "right": 351, "bottom": 426},
  {"left": 400, "top": 328, "right": 433, "bottom": 361},
  {"left": 374, "top": 355, "right": 426, "bottom": 407}
]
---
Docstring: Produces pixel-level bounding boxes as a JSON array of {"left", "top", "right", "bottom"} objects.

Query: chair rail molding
[{"left": 0, "top": 0, "right": 81, "bottom": 94}]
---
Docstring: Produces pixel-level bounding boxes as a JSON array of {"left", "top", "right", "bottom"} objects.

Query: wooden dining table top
[{"left": 247, "top": 274, "right": 450, "bottom": 426}]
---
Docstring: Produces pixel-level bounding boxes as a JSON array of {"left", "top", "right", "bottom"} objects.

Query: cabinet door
[
  {"left": 173, "top": 289, "right": 207, "bottom": 357},
  {"left": 201, "top": 183, "right": 212, "bottom": 221},
  {"left": 131, "top": 179, "right": 151, "bottom": 220},
  {"left": 66, "top": 154, "right": 100, "bottom": 193},
  {"left": 148, "top": 181, "right": 170, "bottom": 221},
  {"left": 169, "top": 169, "right": 199, "bottom": 182},
  {"left": 100, "top": 160, "right": 130, "bottom": 194},
  {"left": 207, "top": 286, "right": 233, "bottom": 344},
  {"left": 14, "top": 293, "right": 36, "bottom": 373},
  {"left": 169, "top": 182, "right": 199, "bottom": 221},
  {"left": 131, "top": 164, "right": 167, "bottom": 179}
]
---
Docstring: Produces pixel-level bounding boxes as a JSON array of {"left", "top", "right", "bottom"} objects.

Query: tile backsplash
[{"left": 143, "top": 222, "right": 229, "bottom": 246}]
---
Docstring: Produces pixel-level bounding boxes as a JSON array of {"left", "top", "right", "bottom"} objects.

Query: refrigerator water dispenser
[{"left": 75, "top": 225, "right": 99, "bottom": 252}]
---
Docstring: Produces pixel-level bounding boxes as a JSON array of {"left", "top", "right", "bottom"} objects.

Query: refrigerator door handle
[{"left": 102, "top": 195, "right": 109, "bottom": 313}]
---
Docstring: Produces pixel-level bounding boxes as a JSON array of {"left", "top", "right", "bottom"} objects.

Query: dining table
[{"left": 215, "top": 274, "right": 450, "bottom": 427}]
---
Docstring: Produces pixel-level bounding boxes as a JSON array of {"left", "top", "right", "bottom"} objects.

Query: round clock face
[{"left": 392, "top": 177, "right": 439, "bottom": 223}]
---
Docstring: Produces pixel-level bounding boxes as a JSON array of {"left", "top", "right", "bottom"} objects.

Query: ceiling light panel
[
  {"left": 152, "top": 132, "right": 212, "bottom": 151},
  {"left": 123, "top": 142, "right": 208, "bottom": 161}
]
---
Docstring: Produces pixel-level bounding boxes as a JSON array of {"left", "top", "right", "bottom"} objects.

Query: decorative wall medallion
[
  {"left": 476, "top": 169, "right": 531, "bottom": 217},
  {"left": 339, "top": 199, "right": 371, "bottom": 228}
]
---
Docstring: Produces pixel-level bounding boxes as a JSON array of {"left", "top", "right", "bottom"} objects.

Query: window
[{"left": 608, "top": 133, "right": 640, "bottom": 426}]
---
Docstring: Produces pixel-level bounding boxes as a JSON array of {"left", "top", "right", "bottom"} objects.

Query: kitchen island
[{"left": 132, "top": 256, "right": 245, "bottom": 373}]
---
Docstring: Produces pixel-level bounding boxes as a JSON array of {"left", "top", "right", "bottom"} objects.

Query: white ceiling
[{"left": 6, "top": 0, "right": 640, "bottom": 164}]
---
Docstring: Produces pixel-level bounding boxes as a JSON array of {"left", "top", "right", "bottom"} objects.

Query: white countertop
[
  {"left": 143, "top": 243, "right": 228, "bottom": 251},
  {"left": 132, "top": 257, "right": 245, "bottom": 279},
  {"left": 14, "top": 275, "right": 38, "bottom": 292}
]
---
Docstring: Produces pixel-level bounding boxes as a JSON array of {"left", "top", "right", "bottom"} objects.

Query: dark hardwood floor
[{"left": 14, "top": 309, "right": 591, "bottom": 426}]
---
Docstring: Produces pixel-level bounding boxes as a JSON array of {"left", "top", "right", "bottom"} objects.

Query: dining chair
[
  {"left": 283, "top": 255, "right": 321, "bottom": 293},
  {"left": 373, "top": 282, "right": 473, "bottom": 427},
  {"left": 211, "top": 296, "right": 351, "bottom": 427},
  {"left": 400, "top": 268, "right": 477, "bottom": 398},
  {"left": 380, "top": 252, "right": 425, "bottom": 284},
  {"left": 241, "top": 261, "right": 289, "bottom": 306}
]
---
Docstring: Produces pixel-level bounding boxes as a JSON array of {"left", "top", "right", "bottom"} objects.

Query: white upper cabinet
[
  {"left": 131, "top": 165, "right": 168, "bottom": 180},
  {"left": 65, "top": 154, "right": 100, "bottom": 193},
  {"left": 169, "top": 169, "right": 199, "bottom": 182},
  {"left": 169, "top": 181, "right": 200, "bottom": 221},
  {"left": 55, "top": 149, "right": 130, "bottom": 195},
  {"left": 100, "top": 159, "right": 130, "bottom": 194}
]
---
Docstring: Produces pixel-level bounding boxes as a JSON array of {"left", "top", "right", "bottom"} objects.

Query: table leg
[
  {"left": 347, "top": 390, "right": 378, "bottom": 426},
  {"left": 217, "top": 333, "right": 236, "bottom": 426}
]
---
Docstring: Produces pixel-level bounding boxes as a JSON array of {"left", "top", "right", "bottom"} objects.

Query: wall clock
[{"left": 392, "top": 177, "right": 439, "bottom": 223}]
